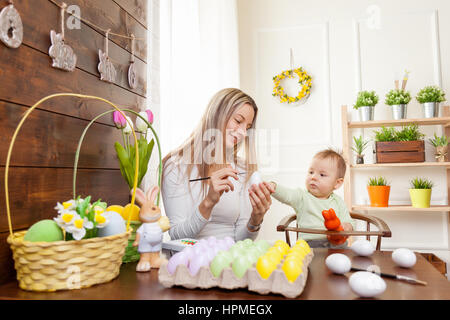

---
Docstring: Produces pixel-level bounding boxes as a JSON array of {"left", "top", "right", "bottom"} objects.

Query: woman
[{"left": 161, "top": 88, "right": 273, "bottom": 241}]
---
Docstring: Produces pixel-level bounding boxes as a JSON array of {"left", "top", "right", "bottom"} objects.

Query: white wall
[{"left": 237, "top": 0, "right": 450, "bottom": 261}]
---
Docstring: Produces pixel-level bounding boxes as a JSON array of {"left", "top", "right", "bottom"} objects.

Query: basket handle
[
  {"left": 73, "top": 108, "right": 163, "bottom": 207},
  {"left": 4, "top": 93, "right": 140, "bottom": 237}
]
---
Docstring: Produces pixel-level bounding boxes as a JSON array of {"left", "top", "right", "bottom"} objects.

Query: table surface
[{"left": 1, "top": 248, "right": 449, "bottom": 300}]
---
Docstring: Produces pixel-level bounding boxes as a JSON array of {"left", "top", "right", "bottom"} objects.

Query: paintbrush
[
  {"left": 189, "top": 172, "right": 247, "bottom": 182},
  {"left": 351, "top": 267, "right": 427, "bottom": 285}
]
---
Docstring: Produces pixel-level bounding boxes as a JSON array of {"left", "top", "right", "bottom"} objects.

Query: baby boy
[{"left": 267, "top": 149, "right": 355, "bottom": 248}]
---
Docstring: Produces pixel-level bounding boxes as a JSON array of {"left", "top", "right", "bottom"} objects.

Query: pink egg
[
  {"left": 188, "top": 252, "right": 209, "bottom": 276},
  {"left": 182, "top": 246, "right": 194, "bottom": 259},
  {"left": 223, "top": 236, "right": 235, "bottom": 249},
  {"left": 207, "top": 236, "right": 217, "bottom": 246},
  {"left": 167, "top": 251, "right": 189, "bottom": 275}
]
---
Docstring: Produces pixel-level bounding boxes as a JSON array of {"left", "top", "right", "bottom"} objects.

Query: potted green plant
[
  {"left": 409, "top": 177, "right": 433, "bottom": 208},
  {"left": 428, "top": 133, "right": 449, "bottom": 162},
  {"left": 385, "top": 89, "right": 412, "bottom": 120},
  {"left": 351, "top": 135, "right": 370, "bottom": 164},
  {"left": 367, "top": 176, "right": 390, "bottom": 207},
  {"left": 415, "top": 85, "right": 446, "bottom": 118},
  {"left": 354, "top": 90, "right": 379, "bottom": 121},
  {"left": 373, "top": 125, "right": 425, "bottom": 163}
]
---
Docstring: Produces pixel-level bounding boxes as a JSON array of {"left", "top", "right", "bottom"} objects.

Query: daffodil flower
[
  {"left": 94, "top": 211, "right": 111, "bottom": 229},
  {"left": 66, "top": 217, "right": 94, "bottom": 241},
  {"left": 54, "top": 200, "right": 76, "bottom": 214},
  {"left": 54, "top": 210, "right": 79, "bottom": 229}
]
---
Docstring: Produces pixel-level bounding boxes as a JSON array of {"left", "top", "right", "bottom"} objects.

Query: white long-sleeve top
[{"left": 161, "top": 159, "right": 258, "bottom": 241}]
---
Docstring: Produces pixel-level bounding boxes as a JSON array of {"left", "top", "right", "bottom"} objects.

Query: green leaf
[{"left": 115, "top": 141, "right": 134, "bottom": 189}]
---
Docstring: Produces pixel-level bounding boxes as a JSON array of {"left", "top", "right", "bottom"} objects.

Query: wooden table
[{"left": 0, "top": 248, "right": 449, "bottom": 300}]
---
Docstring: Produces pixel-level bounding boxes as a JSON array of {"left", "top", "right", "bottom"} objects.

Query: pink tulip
[
  {"left": 113, "top": 110, "right": 127, "bottom": 129},
  {"left": 145, "top": 109, "right": 154, "bottom": 125}
]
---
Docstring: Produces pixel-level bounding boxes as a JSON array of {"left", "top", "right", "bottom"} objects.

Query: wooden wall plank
[
  {"left": 15, "top": 0, "right": 147, "bottom": 97},
  {"left": 0, "top": 101, "right": 128, "bottom": 168},
  {"left": 0, "top": 44, "right": 143, "bottom": 124},
  {"left": 56, "top": 0, "right": 148, "bottom": 61},
  {"left": 113, "top": 0, "right": 148, "bottom": 29},
  {"left": 0, "top": 167, "right": 130, "bottom": 233}
]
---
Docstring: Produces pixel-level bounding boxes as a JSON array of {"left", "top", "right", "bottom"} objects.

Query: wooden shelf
[
  {"left": 351, "top": 162, "right": 450, "bottom": 168},
  {"left": 352, "top": 205, "right": 450, "bottom": 212},
  {"left": 348, "top": 117, "right": 450, "bottom": 129}
]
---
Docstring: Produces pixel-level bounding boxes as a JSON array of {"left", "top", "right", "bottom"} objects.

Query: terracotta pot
[{"left": 367, "top": 185, "right": 390, "bottom": 207}]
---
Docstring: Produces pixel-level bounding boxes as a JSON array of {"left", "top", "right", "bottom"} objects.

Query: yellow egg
[
  {"left": 256, "top": 255, "right": 277, "bottom": 279},
  {"left": 290, "top": 246, "right": 308, "bottom": 257},
  {"left": 282, "top": 258, "right": 303, "bottom": 282},
  {"left": 121, "top": 203, "right": 140, "bottom": 221},
  {"left": 286, "top": 249, "right": 306, "bottom": 261},
  {"left": 265, "top": 248, "right": 283, "bottom": 263},
  {"left": 274, "top": 240, "right": 290, "bottom": 251},
  {"left": 295, "top": 239, "right": 311, "bottom": 253}
]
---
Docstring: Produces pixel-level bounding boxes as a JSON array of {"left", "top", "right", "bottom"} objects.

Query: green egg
[
  {"left": 232, "top": 255, "right": 253, "bottom": 278},
  {"left": 254, "top": 239, "right": 270, "bottom": 252},
  {"left": 242, "top": 238, "right": 253, "bottom": 247},
  {"left": 210, "top": 251, "right": 232, "bottom": 277},
  {"left": 24, "top": 220, "right": 64, "bottom": 242}
]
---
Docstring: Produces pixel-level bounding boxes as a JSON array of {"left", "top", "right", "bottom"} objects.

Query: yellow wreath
[{"left": 272, "top": 67, "right": 312, "bottom": 104}]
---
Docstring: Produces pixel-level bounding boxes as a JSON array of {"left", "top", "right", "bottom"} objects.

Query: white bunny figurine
[{"left": 132, "top": 186, "right": 170, "bottom": 272}]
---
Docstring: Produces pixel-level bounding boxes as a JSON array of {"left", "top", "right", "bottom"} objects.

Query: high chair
[{"left": 277, "top": 212, "right": 391, "bottom": 250}]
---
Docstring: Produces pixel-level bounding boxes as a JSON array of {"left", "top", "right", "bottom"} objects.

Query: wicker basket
[{"left": 4, "top": 93, "right": 149, "bottom": 292}]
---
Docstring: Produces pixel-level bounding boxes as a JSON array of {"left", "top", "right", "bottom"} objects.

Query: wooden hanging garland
[{"left": 0, "top": 0, "right": 23, "bottom": 48}]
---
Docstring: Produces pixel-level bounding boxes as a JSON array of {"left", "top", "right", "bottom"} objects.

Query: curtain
[{"left": 159, "top": 0, "right": 240, "bottom": 156}]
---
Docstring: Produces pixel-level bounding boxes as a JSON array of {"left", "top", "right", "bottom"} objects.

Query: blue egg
[{"left": 98, "top": 211, "right": 126, "bottom": 237}]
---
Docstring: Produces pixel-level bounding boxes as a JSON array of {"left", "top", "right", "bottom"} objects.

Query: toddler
[{"left": 268, "top": 149, "right": 355, "bottom": 248}]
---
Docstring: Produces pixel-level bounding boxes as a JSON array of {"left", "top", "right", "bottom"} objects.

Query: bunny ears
[{"left": 132, "top": 186, "right": 159, "bottom": 206}]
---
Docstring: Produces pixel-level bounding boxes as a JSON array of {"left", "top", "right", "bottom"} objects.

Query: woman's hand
[
  {"left": 206, "top": 166, "right": 239, "bottom": 205},
  {"left": 248, "top": 182, "right": 274, "bottom": 228}
]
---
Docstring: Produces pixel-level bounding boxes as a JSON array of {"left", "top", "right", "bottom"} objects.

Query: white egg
[
  {"left": 248, "top": 171, "right": 263, "bottom": 187},
  {"left": 351, "top": 239, "right": 375, "bottom": 256},
  {"left": 98, "top": 211, "right": 126, "bottom": 237},
  {"left": 349, "top": 271, "right": 386, "bottom": 298},
  {"left": 392, "top": 248, "right": 417, "bottom": 268},
  {"left": 325, "top": 253, "right": 352, "bottom": 274}
]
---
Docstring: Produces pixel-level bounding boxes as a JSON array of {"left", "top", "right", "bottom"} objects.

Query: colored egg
[
  {"left": 266, "top": 247, "right": 283, "bottom": 262},
  {"left": 188, "top": 252, "right": 209, "bottom": 276},
  {"left": 24, "top": 220, "right": 64, "bottom": 242},
  {"left": 256, "top": 255, "right": 277, "bottom": 279},
  {"left": 289, "top": 246, "right": 308, "bottom": 257},
  {"left": 282, "top": 258, "right": 303, "bottom": 282},
  {"left": 121, "top": 203, "right": 140, "bottom": 221},
  {"left": 210, "top": 251, "right": 232, "bottom": 277},
  {"left": 243, "top": 238, "right": 253, "bottom": 247},
  {"left": 286, "top": 250, "right": 305, "bottom": 262},
  {"left": 295, "top": 239, "right": 311, "bottom": 253},
  {"left": 223, "top": 236, "right": 235, "bottom": 248},
  {"left": 206, "top": 236, "right": 217, "bottom": 247},
  {"left": 229, "top": 246, "right": 246, "bottom": 260},
  {"left": 245, "top": 247, "right": 262, "bottom": 264},
  {"left": 274, "top": 240, "right": 290, "bottom": 251},
  {"left": 97, "top": 211, "right": 126, "bottom": 237},
  {"left": 254, "top": 239, "right": 270, "bottom": 252},
  {"left": 232, "top": 255, "right": 253, "bottom": 278},
  {"left": 167, "top": 251, "right": 189, "bottom": 275}
]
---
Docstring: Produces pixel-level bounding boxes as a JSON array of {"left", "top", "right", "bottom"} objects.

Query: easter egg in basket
[
  {"left": 24, "top": 219, "right": 64, "bottom": 242},
  {"left": 121, "top": 203, "right": 140, "bottom": 221},
  {"left": 98, "top": 211, "right": 126, "bottom": 237}
]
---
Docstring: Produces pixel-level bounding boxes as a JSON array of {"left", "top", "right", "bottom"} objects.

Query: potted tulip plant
[
  {"left": 409, "top": 177, "right": 433, "bottom": 208},
  {"left": 351, "top": 135, "right": 370, "bottom": 164},
  {"left": 367, "top": 176, "right": 390, "bottom": 207},
  {"left": 416, "top": 85, "right": 446, "bottom": 118},
  {"left": 353, "top": 90, "right": 379, "bottom": 121},
  {"left": 428, "top": 133, "right": 449, "bottom": 162}
]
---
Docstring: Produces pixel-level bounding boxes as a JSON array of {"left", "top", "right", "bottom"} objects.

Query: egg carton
[{"left": 158, "top": 250, "right": 314, "bottom": 298}]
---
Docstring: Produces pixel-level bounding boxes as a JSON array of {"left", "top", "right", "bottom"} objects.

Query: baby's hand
[{"left": 263, "top": 181, "right": 276, "bottom": 194}]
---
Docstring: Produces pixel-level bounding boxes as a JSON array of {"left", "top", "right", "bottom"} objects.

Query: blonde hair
[
  {"left": 162, "top": 88, "right": 259, "bottom": 195},
  {"left": 314, "top": 148, "right": 347, "bottom": 179}
]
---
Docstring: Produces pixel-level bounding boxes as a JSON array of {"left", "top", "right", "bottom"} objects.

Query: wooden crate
[
  {"left": 420, "top": 253, "right": 447, "bottom": 276},
  {"left": 375, "top": 141, "right": 425, "bottom": 163}
]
